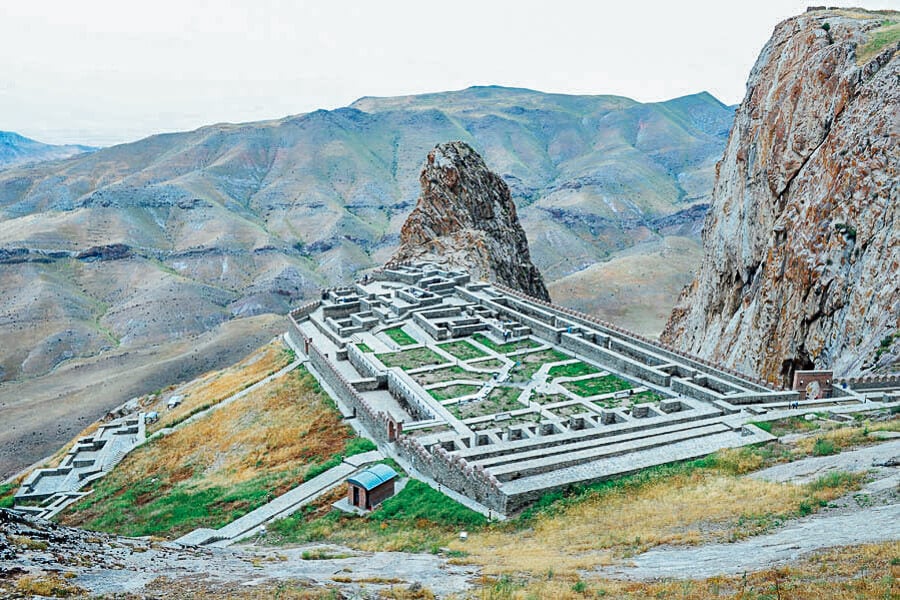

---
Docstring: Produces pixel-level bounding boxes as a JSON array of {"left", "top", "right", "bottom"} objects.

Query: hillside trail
[{"left": 594, "top": 440, "right": 900, "bottom": 580}]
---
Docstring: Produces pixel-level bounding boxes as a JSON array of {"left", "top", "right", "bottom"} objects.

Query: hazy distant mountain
[
  {"left": 0, "top": 131, "right": 95, "bottom": 169},
  {"left": 0, "top": 86, "right": 733, "bottom": 390}
]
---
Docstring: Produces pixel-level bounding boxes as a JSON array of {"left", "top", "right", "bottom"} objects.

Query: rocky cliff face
[
  {"left": 662, "top": 9, "right": 899, "bottom": 385},
  {"left": 390, "top": 142, "right": 550, "bottom": 300}
]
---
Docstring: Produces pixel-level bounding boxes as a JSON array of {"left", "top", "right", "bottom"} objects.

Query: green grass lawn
[
  {"left": 0, "top": 483, "right": 16, "bottom": 509},
  {"left": 438, "top": 340, "right": 488, "bottom": 360},
  {"left": 356, "top": 342, "right": 373, "bottom": 353},
  {"left": 472, "top": 333, "right": 541, "bottom": 354},
  {"left": 265, "top": 478, "right": 486, "bottom": 553},
  {"left": 563, "top": 374, "right": 634, "bottom": 397},
  {"left": 376, "top": 347, "right": 445, "bottom": 370},
  {"left": 547, "top": 361, "right": 602, "bottom": 379},
  {"left": 383, "top": 327, "right": 417, "bottom": 346},
  {"left": 429, "top": 383, "right": 482, "bottom": 401}
]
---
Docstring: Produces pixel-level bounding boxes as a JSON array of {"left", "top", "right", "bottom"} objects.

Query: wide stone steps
[
  {"left": 454, "top": 410, "right": 721, "bottom": 464},
  {"left": 472, "top": 421, "right": 731, "bottom": 470},
  {"left": 485, "top": 422, "right": 731, "bottom": 482}
]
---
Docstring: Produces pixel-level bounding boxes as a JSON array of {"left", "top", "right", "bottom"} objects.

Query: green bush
[{"left": 812, "top": 437, "right": 838, "bottom": 456}]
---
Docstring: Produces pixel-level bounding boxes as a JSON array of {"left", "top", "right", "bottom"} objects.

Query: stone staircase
[{"left": 13, "top": 414, "right": 146, "bottom": 520}]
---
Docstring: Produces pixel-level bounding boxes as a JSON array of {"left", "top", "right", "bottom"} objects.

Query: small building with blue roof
[{"left": 346, "top": 463, "right": 398, "bottom": 510}]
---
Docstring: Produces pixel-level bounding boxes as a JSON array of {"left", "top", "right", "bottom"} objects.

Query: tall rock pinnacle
[
  {"left": 389, "top": 141, "right": 551, "bottom": 301},
  {"left": 661, "top": 9, "right": 899, "bottom": 385}
]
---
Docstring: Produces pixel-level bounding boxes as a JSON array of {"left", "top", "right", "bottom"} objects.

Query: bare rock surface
[
  {"left": 662, "top": 9, "right": 900, "bottom": 385},
  {"left": 598, "top": 440, "right": 900, "bottom": 580},
  {"left": 390, "top": 141, "right": 550, "bottom": 300},
  {"left": 0, "top": 509, "right": 476, "bottom": 598}
]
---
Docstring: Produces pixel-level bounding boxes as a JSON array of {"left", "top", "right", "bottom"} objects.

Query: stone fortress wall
[{"left": 289, "top": 262, "right": 899, "bottom": 515}]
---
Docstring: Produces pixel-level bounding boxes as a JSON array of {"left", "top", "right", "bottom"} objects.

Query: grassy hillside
[{"left": 59, "top": 366, "right": 365, "bottom": 538}]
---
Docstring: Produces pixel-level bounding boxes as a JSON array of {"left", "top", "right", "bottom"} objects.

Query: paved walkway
[{"left": 176, "top": 449, "right": 385, "bottom": 547}]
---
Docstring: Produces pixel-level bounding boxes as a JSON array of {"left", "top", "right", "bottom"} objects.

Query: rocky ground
[
  {"left": 0, "top": 509, "right": 476, "bottom": 598},
  {"left": 598, "top": 440, "right": 900, "bottom": 580}
]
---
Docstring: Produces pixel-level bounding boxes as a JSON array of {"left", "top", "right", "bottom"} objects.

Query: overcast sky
[{"left": 1, "top": 0, "right": 897, "bottom": 146}]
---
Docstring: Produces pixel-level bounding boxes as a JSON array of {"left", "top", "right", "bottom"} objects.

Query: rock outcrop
[
  {"left": 390, "top": 142, "right": 551, "bottom": 301},
  {"left": 662, "top": 9, "right": 899, "bottom": 385}
]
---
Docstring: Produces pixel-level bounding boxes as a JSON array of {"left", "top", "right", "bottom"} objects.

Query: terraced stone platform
[{"left": 289, "top": 262, "right": 900, "bottom": 514}]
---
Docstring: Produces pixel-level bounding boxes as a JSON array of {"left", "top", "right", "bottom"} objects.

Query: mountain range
[
  {"left": 0, "top": 87, "right": 733, "bottom": 460},
  {"left": 0, "top": 131, "right": 94, "bottom": 169}
]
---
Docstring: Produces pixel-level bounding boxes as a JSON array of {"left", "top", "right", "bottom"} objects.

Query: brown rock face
[
  {"left": 662, "top": 9, "right": 899, "bottom": 386},
  {"left": 390, "top": 142, "right": 550, "bottom": 301}
]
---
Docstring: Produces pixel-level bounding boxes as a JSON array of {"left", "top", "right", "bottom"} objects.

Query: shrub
[
  {"left": 821, "top": 22, "right": 830, "bottom": 31},
  {"left": 813, "top": 437, "right": 837, "bottom": 456}
]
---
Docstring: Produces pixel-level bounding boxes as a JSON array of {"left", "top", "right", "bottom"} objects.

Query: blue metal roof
[{"left": 347, "top": 464, "right": 398, "bottom": 491}]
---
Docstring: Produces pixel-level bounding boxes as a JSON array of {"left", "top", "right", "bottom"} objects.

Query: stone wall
[
  {"left": 394, "top": 435, "right": 508, "bottom": 514},
  {"left": 560, "top": 333, "right": 671, "bottom": 387},
  {"left": 492, "top": 282, "right": 776, "bottom": 391},
  {"left": 386, "top": 370, "right": 436, "bottom": 421}
]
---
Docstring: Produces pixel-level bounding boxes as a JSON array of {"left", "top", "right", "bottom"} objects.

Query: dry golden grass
[
  {"left": 793, "top": 419, "right": 899, "bottom": 456},
  {"left": 14, "top": 573, "right": 85, "bottom": 598},
  {"left": 142, "top": 368, "right": 346, "bottom": 490},
  {"left": 60, "top": 366, "right": 353, "bottom": 537},
  {"left": 149, "top": 338, "right": 293, "bottom": 433},
  {"left": 455, "top": 470, "right": 857, "bottom": 577},
  {"left": 456, "top": 541, "right": 898, "bottom": 599}
]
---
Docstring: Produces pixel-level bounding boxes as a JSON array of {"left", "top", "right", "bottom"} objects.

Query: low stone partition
[
  {"left": 347, "top": 343, "right": 382, "bottom": 379},
  {"left": 560, "top": 333, "right": 671, "bottom": 387}
]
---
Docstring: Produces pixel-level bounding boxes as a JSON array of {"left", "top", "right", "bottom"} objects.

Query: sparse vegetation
[
  {"left": 469, "top": 357, "right": 506, "bottom": 370},
  {"left": 377, "top": 347, "right": 445, "bottom": 370},
  {"left": 15, "top": 573, "right": 85, "bottom": 598},
  {"left": 438, "top": 340, "right": 488, "bottom": 360},
  {"left": 428, "top": 383, "right": 481, "bottom": 401},
  {"left": 149, "top": 340, "right": 293, "bottom": 433},
  {"left": 413, "top": 365, "right": 495, "bottom": 385},
  {"left": 856, "top": 18, "right": 900, "bottom": 64},
  {"left": 60, "top": 367, "right": 356, "bottom": 538},
  {"left": 450, "top": 386, "right": 523, "bottom": 418},
  {"left": 383, "top": 327, "right": 417, "bottom": 347}
]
